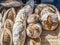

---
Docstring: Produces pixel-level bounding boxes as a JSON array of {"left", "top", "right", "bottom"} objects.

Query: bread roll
[
  {"left": 39, "top": 4, "right": 59, "bottom": 30},
  {"left": 40, "top": 13, "right": 58, "bottom": 30},
  {"left": 27, "top": 14, "right": 39, "bottom": 24},
  {"left": 26, "top": 23, "right": 42, "bottom": 38}
]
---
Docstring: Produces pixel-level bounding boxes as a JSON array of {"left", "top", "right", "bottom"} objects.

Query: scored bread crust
[
  {"left": 26, "top": 23, "right": 42, "bottom": 38},
  {"left": 27, "top": 14, "right": 39, "bottom": 24},
  {"left": 3, "top": 8, "right": 16, "bottom": 24},
  {"left": 1, "top": 7, "right": 16, "bottom": 45}
]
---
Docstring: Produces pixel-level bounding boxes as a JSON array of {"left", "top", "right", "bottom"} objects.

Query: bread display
[{"left": 0, "top": 0, "right": 60, "bottom": 45}]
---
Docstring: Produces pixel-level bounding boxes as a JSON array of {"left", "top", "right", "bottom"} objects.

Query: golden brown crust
[
  {"left": 3, "top": 30, "right": 10, "bottom": 45},
  {"left": 4, "top": 19, "right": 13, "bottom": 32},
  {"left": 26, "top": 23, "right": 42, "bottom": 38},
  {"left": 41, "top": 13, "right": 58, "bottom": 30},
  {"left": 27, "top": 14, "right": 39, "bottom": 24},
  {"left": 3, "top": 8, "right": 16, "bottom": 24}
]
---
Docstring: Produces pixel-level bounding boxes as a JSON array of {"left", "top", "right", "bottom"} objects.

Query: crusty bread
[
  {"left": 3, "top": 8, "right": 16, "bottom": 24},
  {"left": 26, "top": 23, "right": 42, "bottom": 38},
  {"left": 27, "top": 14, "right": 39, "bottom": 24}
]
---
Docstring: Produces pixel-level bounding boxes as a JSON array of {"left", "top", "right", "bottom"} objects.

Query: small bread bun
[
  {"left": 27, "top": 14, "right": 39, "bottom": 24},
  {"left": 40, "top": 13, "right": 58, "bottom": 30},
  {"left": 26, "top": 23, "right": 42, "bottom": 38},
  {"left": 25, "top": 37, "right": 41, "bottom": 45}
]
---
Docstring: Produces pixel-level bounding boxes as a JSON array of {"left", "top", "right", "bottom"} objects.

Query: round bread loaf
[
  {"left": 26, "top": 23, "right": 42, "bottom": 38},
  {"left": 27, "top": 14, "right": 39, "bottom": 24}
]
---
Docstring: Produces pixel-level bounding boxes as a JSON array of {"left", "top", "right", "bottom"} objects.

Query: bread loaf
[
  {"left": 27, "top": 14, "right": 39, "bottom": 24},
  {"left": 26, "top": 23, "right": 42, "bottom": 38}
]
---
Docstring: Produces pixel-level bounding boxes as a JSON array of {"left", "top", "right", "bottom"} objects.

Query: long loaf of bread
[{"left": 13, "top": 0, "right": 34, "bottom": 45}]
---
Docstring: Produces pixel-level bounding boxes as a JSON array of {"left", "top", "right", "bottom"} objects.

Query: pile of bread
[{"left": 0, "top": 0, "right": 60, "bottom": 45}]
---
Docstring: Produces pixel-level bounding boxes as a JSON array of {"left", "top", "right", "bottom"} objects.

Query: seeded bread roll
[
  {"left": 25, "top": 37, "right": 41, "bottom": 45},
  {"left": 26, "top": 23, "right": 42, "bottom": 38},
  {"left": 27, "top": 14, "right": 39, "bottom": 24}
]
